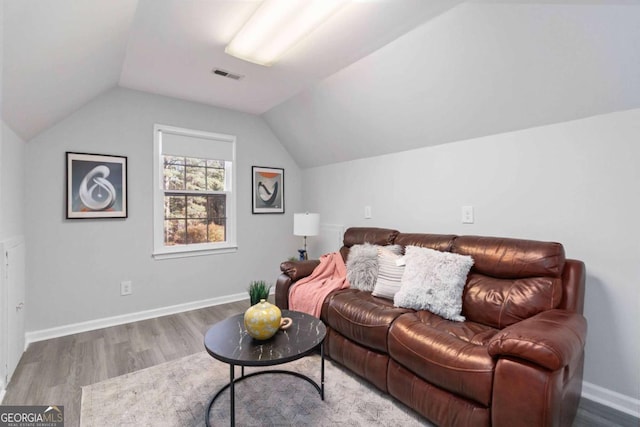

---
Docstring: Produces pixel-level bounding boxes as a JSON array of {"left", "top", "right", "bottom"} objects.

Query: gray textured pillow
[
  {"left": 346, "top": 243, "right": 379, "bottom": 291},
  {"left": 372, "top": 248, "right": 405, "bottom": 300},
  {"left": 394, "top": 246, "right": 474, "bottom": 322}
]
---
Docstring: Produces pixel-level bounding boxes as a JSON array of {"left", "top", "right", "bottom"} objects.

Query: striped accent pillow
[{"left": 372, "top": 247, "right": 405, "bottom": 299}]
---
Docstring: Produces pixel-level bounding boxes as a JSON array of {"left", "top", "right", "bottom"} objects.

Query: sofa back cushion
[
  {"left": 453, "top": 236, "right": 566, "bottom": 328},
  {"left": 340, "top": 227, "right": 399, "bottom": 262},
  {"left": 395, "top": 233, "right": 456, "bottom": 252},
  {"left": 453, "top": 236, "right": 565, "bottom": 279}
]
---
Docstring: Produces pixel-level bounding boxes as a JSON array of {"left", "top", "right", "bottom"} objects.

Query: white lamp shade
[{"left": 294, "top": 213, "right": 320, "bottom": 237}]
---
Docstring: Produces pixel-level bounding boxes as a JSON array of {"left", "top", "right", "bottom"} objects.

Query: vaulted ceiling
[{"left": 3, "top": 0, "right": 639, "bottom": 168}]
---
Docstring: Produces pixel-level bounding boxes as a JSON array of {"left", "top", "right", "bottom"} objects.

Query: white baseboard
[
  {"left": 582, "top": 381, "right": 640, "bottom": 418},
  {"left": 24, "top": 292, "right": 250, "bottom": 346}
]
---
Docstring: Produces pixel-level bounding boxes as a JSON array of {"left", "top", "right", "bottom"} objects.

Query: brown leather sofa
[{"left": 276, "top": 227, "right": 587, "bottom": 427}]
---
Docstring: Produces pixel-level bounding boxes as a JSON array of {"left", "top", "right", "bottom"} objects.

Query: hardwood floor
[
  {"left": 2, "top": 299, "right": 248, "bottom": 427},
  {"left": 575, "top": 399, "right": 639, "bottom": 427},
  {"left": 3, "top": 299, "right": 638, "bottom": 427}
]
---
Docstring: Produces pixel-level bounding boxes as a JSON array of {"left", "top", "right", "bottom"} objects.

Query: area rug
[{"left": 80, "top": 351, "right": 430, "bottom": 426}]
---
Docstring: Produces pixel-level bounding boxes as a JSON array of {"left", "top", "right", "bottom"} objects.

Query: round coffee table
[{"left": 204, "top": 309, "right": 326, "bottom": 426}]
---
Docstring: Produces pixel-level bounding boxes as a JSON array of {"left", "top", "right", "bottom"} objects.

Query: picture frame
[
  {"left": 66, "top": 152, "right": 128, "bottom": 219},
  {"left": 252, "top": 166, "right": 284, "bottom": 214}
]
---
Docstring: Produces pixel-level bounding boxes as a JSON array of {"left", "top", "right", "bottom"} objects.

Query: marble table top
[{"left": 204, "top": 310, "right": 326, "bottom": 367}]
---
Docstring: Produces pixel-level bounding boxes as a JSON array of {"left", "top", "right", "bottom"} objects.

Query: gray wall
[
  {"left": 303, "top": 109, "right": 640, "bottom": 404},
  {"left": 25, "top": 87, "right": 302, "bottom": 331}
]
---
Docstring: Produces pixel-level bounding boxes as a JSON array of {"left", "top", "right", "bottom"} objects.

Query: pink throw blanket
[{"left": 289, "top": 252, "right": 350, "bottom": 318}]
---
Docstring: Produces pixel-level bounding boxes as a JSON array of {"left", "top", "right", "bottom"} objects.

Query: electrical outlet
[
  {"left": 462, "top": 206, "right": 474, "bottom": 224},
  {"left": 120, "top": 280, "right": 133, "bottom": 296}
]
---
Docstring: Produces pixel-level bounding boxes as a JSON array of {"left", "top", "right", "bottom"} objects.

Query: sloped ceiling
[
  {"left": 2, "top": 0, "right": 138, "bottom": 142},
  {"left": 118, "top": 0, "right": 461, "bottom": 116},
  {"left": 2, "top": 0, "right": 462, "bottom": 141},
  {"left": 264, "top": 0, "right": 640, "bottom": 167},
  {"left": 3, "top": 0, "right": 640, "bottom": 169}
]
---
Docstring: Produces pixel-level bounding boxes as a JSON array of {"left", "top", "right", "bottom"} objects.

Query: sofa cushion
[
  {"left": 346, "top": 243, "right": 379, "bottom": 291},
  {"left": 388, "top": 311, "right": 498, "bottom": 406},
  {"left": 387, "top": 359, "right": 491, "bottom": 427},
  {"left": 452, "top": 236, "right": 565, "bottom": 279},
  {"left": 325, "top": 289, "right": 411, "bottom": 353},
  {"left": 394, "top": 233, "right": 456, "bottom": 252},
  {"left": 326, "top": 329, "right": 390, "bottom": 392},
  {"left": 463, "top": 274, "right": 563, "bottom": 329},
  {"left": 453, "top": 236, "right": 566, "bottom": 328},
  {"left": 394, "top": 246, "right": 473, "bottom": 321},
  {"left": 371, "top": 247, "right": 405, "bottom": 299}
]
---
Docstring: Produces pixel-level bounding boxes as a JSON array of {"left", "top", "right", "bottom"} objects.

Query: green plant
[{"left": 248, "top": 280, "right": 271, "bottom": 305}]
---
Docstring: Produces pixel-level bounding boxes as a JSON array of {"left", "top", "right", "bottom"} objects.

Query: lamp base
[{"left": 298, "top": 249, "right": 308, "bottom": 261}]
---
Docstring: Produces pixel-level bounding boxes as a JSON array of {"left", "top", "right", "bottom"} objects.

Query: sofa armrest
[
  {"left": 280, "top": 259, "right": 321, "bottom": 281},
  {"left": 275, "top": 260, "right": 321, "bottom": 310},
  {"left": 487, "top": 309, "right": 587, "bottom": 371}
]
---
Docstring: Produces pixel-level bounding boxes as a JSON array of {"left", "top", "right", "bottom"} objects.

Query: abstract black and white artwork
[{"left": 66, "top": 152, "right": 128, "bottom": 219}]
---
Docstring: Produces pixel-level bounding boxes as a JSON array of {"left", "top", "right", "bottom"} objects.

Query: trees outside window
[{"left": 153, "top": 125, "right": 236, "bottom": 259}]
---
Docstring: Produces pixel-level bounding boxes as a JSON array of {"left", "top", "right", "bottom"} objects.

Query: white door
[{"left": 3, "top": 237, "right": 26, "bottom": 385}]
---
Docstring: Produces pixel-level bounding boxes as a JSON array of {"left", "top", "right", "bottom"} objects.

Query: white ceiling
[
  {"left": 3, "top": 0, "right": 640, "bottom": 168},
  {"left": 3, "top": 0, "right": 138, "bottom": 142},
  {"left": 2, "top": 0, "right": 463, "bottom": 141},
  {"left": 265, "top": 0, "right": 640, "bottom": 167}
]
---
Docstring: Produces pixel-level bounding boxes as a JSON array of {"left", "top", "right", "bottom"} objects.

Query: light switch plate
[{"left": 364, "top": 206, "right": 372, "bottom": 219}]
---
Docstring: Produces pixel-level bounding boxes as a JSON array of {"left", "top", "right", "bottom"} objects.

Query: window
[{"left": 153, "top": 125, "right": 237, "bottom": 259}]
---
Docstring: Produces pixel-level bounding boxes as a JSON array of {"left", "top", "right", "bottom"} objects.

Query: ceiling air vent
[{"left": 212, "top": 68, "right": 244, "bottom": 81}]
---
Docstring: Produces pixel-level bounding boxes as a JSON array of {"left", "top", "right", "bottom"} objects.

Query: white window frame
[{"left": 153, "top": 124, "right": 237, "bottom": 259}]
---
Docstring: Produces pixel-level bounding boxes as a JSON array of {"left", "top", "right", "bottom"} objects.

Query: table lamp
[{"left": 294, "top": 213, "right": 320, "bottom": 260}]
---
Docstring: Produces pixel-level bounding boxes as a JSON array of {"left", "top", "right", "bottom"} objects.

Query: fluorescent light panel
[{"left": 225, "top": 0, "right": 348, "bottom": 66}]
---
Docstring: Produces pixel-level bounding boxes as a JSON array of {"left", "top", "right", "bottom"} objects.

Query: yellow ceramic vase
[{"left": 244, "top": 299, "right": 292, "bottom": 340}]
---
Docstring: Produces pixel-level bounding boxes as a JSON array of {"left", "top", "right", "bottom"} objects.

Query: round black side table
[{"left": 204, "top": 309, "right": 326, "bottom": 426}]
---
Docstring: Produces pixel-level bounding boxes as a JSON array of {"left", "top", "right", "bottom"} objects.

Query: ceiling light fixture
[{"left": 225, "top": 0, "right": 348, "bottom": 67}]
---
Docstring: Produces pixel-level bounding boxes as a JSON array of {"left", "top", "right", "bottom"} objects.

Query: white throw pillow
[
  {"left": 394, "top": 246, "right": 474, "bottom": 322},
  {"left": 372, "top": 248, "right": 405, "bottom": 300}
]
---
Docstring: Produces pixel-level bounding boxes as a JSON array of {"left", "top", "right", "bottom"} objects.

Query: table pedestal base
[{"left": 205, "top": 346, "right": 325, "bottom": 427}]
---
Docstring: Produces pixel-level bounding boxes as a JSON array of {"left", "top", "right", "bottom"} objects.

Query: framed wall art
[
  {"left": 252, "top": 166, "right": 284, "bottom": 214},
  {"left": 66, "top": 152, "right": 128, "bottom": 219}
]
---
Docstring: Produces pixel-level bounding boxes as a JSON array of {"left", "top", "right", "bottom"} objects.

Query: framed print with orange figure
[{"left": 252, "top": 166, "right": 284, "bottom": 214}]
